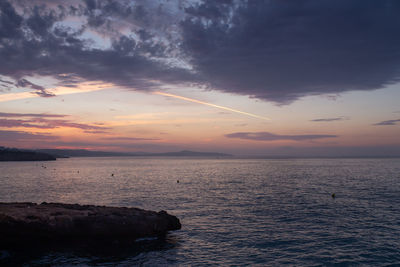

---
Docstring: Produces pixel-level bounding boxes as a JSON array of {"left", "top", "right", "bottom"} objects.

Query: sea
[{"left": 0, "top": 157, "right": 399, "bottom": 266}]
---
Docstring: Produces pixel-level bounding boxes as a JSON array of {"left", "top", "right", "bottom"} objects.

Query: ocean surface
[{"left": 0, "top": 157, "right": 399, "bottom": 266}]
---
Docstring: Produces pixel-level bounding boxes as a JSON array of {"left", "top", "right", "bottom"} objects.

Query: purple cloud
[
  {"left": 0, "top": 1, "right": 196, "bottom": 97},
  {"left": 0, "top": 112, "right": 66, "bottom": 118},
  {"left": 373, "top": 119, "right": 400, "bottom": 126},
  {"left": 84, "top": 130, "right": 110, "bottom": 134},
  {"left": 102, "top": 137, "right": 160, "bottom": 141},
  {"left": 16, "top": 79, "right": 55, "bottom": 97},
  {"left": 0, "top": 118, "right": 109, "bottom": 131},
  {"left": 1, "top": 1, "right": 400, "bottom": 103},
  {"left": 181, "top": 0, "right": 400, "bottom": 103},
  {"left": 225, "top": 132, "right": 338, "bottom": 141},
  {"left": 0, "top": 130, "right": 58, "bottom": 141},
  {"left": 311, "top": 117, "right": 348, "bottom": 122}
]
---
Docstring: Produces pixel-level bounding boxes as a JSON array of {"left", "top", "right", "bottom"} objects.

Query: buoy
[
  {"left": 331, "top": 193, "right": 336, "bottom": 199},
  {"left": 111, "top": 173, "right": 114, "bottom": 177},
  {"left": 177, "top": 180, "right": 179, "bottom": 183}
]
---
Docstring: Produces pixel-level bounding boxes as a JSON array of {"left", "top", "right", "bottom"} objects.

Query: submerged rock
[{"left": 0, "top": 202, "right": 181, "bottom": 246}]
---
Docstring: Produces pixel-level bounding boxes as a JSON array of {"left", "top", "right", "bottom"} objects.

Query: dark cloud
[
  {"left": 2, "top": 1, "right": 400, "bottom": 103},
  {"left": 311, "top": 117, "right": 347, "bottom": 122},
  {"left": 0, "top": 78, "right": 13, "bottom": 85},
  {"left": 16, "top": 79, "right": 55, "bottom": 97},
  {"left": 0, "top": 112, "right": 66, "bottom": 118},
  {"left": 1, "top": 76, "right": 55, "bottom": 96},
  {"left": 373, "top": 119, "right": 400, "bottom": 126},
  {"left": 0, "top": 78, "right": 13, "bottom": 91},
  {"left": 39, "top": 119, "right": 110, "bottom": 130},
  {"left": 55, "top": 74, "right": 82, "bottom": 88},
  {"left": 0, "top": 117, "right": 109, "bottom": 131},
  {"left": 0, "top": 0, "right": 196, "bottom": 96},
  {"left": 225, "top": 132, "right": 337, "bottom": 141},
  {"left": 83, "top": 130, "right": 109, "bottom": 134},
  {"left": 181, "top": 0, "right": 400, "bottom": 103},
  {"left": 16, "top": 79, "right": 44, "bottom": 90},
  {"left": 0, "top": 1, "right": 22, "bottom": 39},
  {"left": 102, "top": 137, "right": 160, "bottom": 141},
  {"left": 0, "top": 130, "right": 58, "bottom": 141}
]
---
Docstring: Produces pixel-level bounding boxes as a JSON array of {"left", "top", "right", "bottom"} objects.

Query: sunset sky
[{"left": 1, "top": 0, "right": 399, "bottom": 156}]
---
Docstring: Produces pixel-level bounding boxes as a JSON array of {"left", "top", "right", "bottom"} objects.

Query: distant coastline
[
  {"left": 0, "top": 147, "right": 56, "bottom": 161},
  {"left": 0, "top": 147, "right": 232, "bottom": 161},
  {"left": 2, "top": 147, "right": 399, "bottom": 161},
  {"left": 36, "top": 149, "right": 232, "bottom": 158}
]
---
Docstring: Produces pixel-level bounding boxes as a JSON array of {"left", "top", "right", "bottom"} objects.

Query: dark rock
[{"left": 0, "top": 202, "right": 181, "bottom": 246}]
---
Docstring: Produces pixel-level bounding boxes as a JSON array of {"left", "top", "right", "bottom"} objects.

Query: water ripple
[{"left": 0, "top": 158, "right": 399, "bottom": 265}]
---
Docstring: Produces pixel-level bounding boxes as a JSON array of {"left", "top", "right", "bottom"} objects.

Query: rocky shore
[{"left": 0, "top": 202, "right": 181, "bottom": 246}]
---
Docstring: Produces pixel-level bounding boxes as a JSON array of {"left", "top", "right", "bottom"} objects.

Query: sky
[{"left": 0, "top": 0, "right": 399, "bottom": 156}]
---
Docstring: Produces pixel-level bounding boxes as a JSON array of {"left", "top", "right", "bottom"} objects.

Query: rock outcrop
[{"left": 0, "top": 202, "right": 181, "bottom": 246}]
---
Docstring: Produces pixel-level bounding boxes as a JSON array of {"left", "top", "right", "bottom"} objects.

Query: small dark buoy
[
  {"left": 77, "top": 171, "right": 79, "bottom": 173},
  {"left": 177, "top": 180, "right": 179, "bottom": 183},
  {"left": 111, "top": 173, "right": 114, "bottom": 177},
  {"left": 331, "top": 193, "right": 336, "bottom": 199}
]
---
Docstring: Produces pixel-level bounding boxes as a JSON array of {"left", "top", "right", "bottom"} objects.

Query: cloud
[
  {"left": 1, "top": 1, "right": 400, "bottom": 103},
  {"left": 225, "top": 131, "right": 337, "bottom": 141},
  {"left": 373, "top": 119, "right": 400, "bottom": 126},
  {"left": 180, "top": 0, "right": 400, "bottom": 103},
  {"left": 0, "top": 79, "right": 14, "bottom": 91},
  {"left": 0, "top": 114, "right": 109, "bottom": 131},
  {"left": 102, "top": 137, "right": 160, "bottom": 141},
  {"left": 233, "top": 144, "right": 400, "bottom": 157},
  {"left": 38, "top": 119, "right": 110, "bottom": 130},
  {"left": 84, "top": 130, "right": 109, "bottom": 134},
  {"left": 0, "top": 130, "right": 58, "bottom": 141},
  {"left": 311, "top": 117, "right": 347, "bottom": 122},
  {"left": 0, "top": 76, "right": 55, "bottom": 97},
  {"left": 0, "top": 0, "right": 196, "bottom": 96},
  {"left": 16, "top": 78, "right": 55, "bottom": 97},
  {"left": 0, "top": 81, "right": 113, "bottom": 102},
  {"left": 0, "top": 112, "right": 66, "bottom": 118},
  {"left": 0, "top": 78, "right": 13, "bottom": 85},
  {"left": 0, "top": 78, "right": 13, "bottom": 91}
]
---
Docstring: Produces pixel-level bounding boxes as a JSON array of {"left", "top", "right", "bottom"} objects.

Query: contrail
[{"left": 154, "top": 91, "right": 270, "bottom": 121}]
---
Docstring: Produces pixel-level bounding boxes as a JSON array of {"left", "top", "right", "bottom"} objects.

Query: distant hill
[
  {"left": 36, "top": 149, "right": 232, "bottom": 158},
  {"left": 0, "top": 147, "right": 56, "bottom": 161},
  {"left": 146, "top": 150, "right": 232, "bottom": 157},
  {"left": 36, "top": 149, "right": 133, "bottom": 158}
]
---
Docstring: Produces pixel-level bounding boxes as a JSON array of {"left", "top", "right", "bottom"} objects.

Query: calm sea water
[{"left": 0, "top": 157, "right": 399, "bottom": 266}]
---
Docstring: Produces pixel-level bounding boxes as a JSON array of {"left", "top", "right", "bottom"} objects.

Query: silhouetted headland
[
  {"left": 0, "top": 202, "right": 181, "bottom": 247},
  {"left": 0, "top": 147, "right": 56, "bottom": 161},
  {"left": 0, "top": 147, "right": 232, "bottom": 161},
  {"left": 37, "top": 148, "right": 232, "bottom": 158}
]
